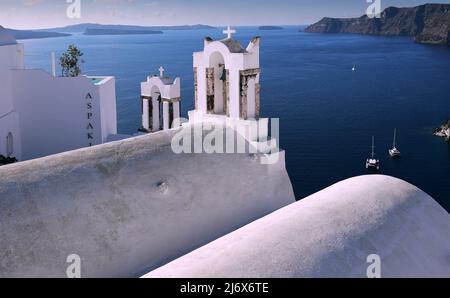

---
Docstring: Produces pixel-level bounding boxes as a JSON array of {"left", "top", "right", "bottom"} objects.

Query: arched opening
[
  {"left": 151, "top": 85, "right": 163, "bottom": 131},
  {"left": 6, "top": 132, "right": 13, "bottom": 157},
  {"left": 208, "top": 51, "right": 228, "bottom": 115}
]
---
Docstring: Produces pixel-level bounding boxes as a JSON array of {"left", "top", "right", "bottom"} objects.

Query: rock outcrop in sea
[
  {"left": 434, "top": 120, "right": 450, "bottom": 141},
  {"left": 304, "top": 4, "right": 450, "bottom": 45}
]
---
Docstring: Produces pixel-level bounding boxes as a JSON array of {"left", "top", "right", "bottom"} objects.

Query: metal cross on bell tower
[{"left": 223, "top": 26, "right": 236, "bottom": 39}]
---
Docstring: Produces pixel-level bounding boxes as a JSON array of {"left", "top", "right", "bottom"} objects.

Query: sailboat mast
[
  {"left": 393, "top": 128, "right": 397, "bottom": 148},
  {"left": 371, "top": 136, "right": 375, "bottom": 159}
]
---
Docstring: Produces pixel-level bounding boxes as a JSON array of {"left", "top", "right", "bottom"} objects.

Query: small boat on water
[
  {"left": 352, "top": 64, "right": 356, "bottom": 71},
  {"left": 366, "top": 136, "right": 380, "bottom": 170},
  {"left": 389, "top": 128, "right": 401, "bottom": 158}
]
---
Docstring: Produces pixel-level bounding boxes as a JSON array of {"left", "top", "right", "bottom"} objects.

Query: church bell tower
[
  {"left": 192, "top": 27, "right": 261, "bottom": 120},
  {"left": 141, "top": 67, "right": 181, "bottom": 133}
]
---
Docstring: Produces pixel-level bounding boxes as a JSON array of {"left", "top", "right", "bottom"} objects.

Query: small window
[{"left": 6, "top": 132, "right": 13, "bottom": 157}]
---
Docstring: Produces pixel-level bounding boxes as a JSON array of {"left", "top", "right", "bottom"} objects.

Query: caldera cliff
[{"left": 304, "top": 4, "right": 450, "bottom": 45}]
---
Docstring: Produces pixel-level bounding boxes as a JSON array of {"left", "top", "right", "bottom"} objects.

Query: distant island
[
  {"left": 434, "top": 120, "right": 450, "bottom": 141},
  {"left": 3, "top": 27, "right": 71, "bottom": 40},
  {"left": 3, "top": 23, "right": 215, "bottom": 41},
  {"left": 304, "top": 4, "right": 450, "bottom": 46},
  {"left": 40, "top": 23, "right": 216, "bottom": 33},
  {"left": 259, "top": 26, "right": 284, "bottom": 30},
  {"left": 84, "top": 29, "right": 163, "bottom": 36}
]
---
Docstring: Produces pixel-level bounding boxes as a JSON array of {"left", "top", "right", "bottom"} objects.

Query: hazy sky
[{"left": 1, "top": 0, "right": 450, "bottom": 29}]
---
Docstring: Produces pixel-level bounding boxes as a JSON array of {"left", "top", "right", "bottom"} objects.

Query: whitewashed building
[
  {"left": 0, "top": 27, "right": 117, "bottom": 162},
  {"left": 188, "top": 27, "right": 270, "bottom": 149},
  {"left": 141, "top": 67, "right": 181, "bottom": 132}
]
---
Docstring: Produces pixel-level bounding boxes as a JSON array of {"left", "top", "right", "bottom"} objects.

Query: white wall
[
  {"left": 141, "top": 76, "right": 181, "bottom": 100},
  {"left": 146, "top": 175, "right": 450, "bottom": 278},
  {"left": 98, "top": 77, "right": 117, "bottom": 143},
  {"left": 0, "top": 43, "right": 24, "bottom": 70},
  {"left": 0, "top": 43, "right": 24, "bottom": 119},
  {"left": 0, "top": 113, "right": 21, "bottom": 158},
  {"left": 0, "top": 126, "right": 295, "bottom": 277},
  {"left": 11, "top": 69, "right": 115, "bottom": 160},
  {"left": 0, "top": 43, "right": 24, "bottom": 158}
]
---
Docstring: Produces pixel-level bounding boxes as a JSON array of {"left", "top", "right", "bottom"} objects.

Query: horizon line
[{"left": 4, "top": 23, "right": 310, "bottom": 31}]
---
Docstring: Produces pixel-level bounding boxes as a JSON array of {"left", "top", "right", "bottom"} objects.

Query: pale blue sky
[{"left": 1, "top": 0, "right": 449, "bottom": 29}]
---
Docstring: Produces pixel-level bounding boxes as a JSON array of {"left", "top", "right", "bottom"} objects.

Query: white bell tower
[
  {"left": 187, "top": 27, "right": 271, "bottom": 150},
  {"left": 141, "top": 67, "right": 181, "bottom": 133},
  {"left": 192, "top": 26, "right": 261, "bottom": 120}
]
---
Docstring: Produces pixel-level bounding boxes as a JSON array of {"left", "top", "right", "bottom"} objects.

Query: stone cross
[
  {"left": 223, "top": 26, "right": 236, "bottom": 39},
  {"left": 159, "top": 66, "right": 165, "bottom": 77}
]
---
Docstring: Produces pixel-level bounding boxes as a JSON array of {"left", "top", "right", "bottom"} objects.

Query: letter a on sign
[{"left": 85, "top": 93, "right": 92, "bottom": 100}]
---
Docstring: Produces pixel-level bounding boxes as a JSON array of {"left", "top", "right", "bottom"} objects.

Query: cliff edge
[{"left": 304, "top": 4, "right": 450, "bottom": 45}]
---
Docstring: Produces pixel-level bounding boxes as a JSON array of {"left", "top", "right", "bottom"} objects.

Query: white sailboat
[
  {"left": 352, "top": 64, "right": 356, "bottom": 71},
  {"left": 366, "top": 136, "right": 380, "bottom": 170},
  {"left": 389, "top": 128, "right": 401, "bottom": 157}
]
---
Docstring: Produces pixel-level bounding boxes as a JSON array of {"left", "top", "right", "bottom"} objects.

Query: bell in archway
[{"left": 219, "top": 67, "right": 227, "bottom": 82}]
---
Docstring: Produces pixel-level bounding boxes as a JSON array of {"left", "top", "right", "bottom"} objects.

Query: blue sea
[{"left": 22, "top": 26, "right": 450, "bottom": 211}]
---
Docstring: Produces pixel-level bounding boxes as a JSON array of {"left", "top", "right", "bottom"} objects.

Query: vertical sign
[{"left": 86, "top": 93, "right": 94, "bottom": 146}]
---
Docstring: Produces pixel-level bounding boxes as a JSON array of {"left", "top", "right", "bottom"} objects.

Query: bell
[{"left": 220, "top": 67, "right": 227, "bottom": 82}]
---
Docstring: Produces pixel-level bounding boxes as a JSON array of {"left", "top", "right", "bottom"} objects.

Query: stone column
[
  {"left": 255, "top": 83, "right": 261, "bottom": 119},
  {"left": 163, "top": 101, "right": 170, "bottom": 130},
  {"left": 239, "top": 69, "right": 260, "bottom": 120},
  {"left": 194, "top": 67, "right": 198, "bottom": 111},
  {"left": 223, "top": 69, "right": 230, "bottom": 117},
  {"left": 141, "top": 96, "right": 153, "bottom": 132},
  {"left": 239, "top": 74, "right": 249, "bottom": 120},
  {"left": 152, "top": 97, "right": 160, "bottom": 132},
  {"left": 169, "top": 102, "right": 174, "bottom": 129},
  {"left": 142, "top": 97, "right": 150, "bottom": 131},
  {"left": 206, "top": 67, "right": 215, "bottom": 113},
  {"left": 173, "top": 100, "right": 181, "bottom": 128}
]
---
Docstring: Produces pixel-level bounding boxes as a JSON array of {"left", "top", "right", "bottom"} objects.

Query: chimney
[{"left": 51, "top": 52, "right": 56, "bottom": 77}]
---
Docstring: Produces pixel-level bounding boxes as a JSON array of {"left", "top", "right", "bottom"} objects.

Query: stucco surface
[
  {"left": 0, "top": 126, "right": 295, "bottom": 277},
  {"left": 146, "top": 175, "right": 450, "bottom": 278}
]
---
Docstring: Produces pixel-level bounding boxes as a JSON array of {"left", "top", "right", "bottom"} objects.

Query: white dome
[
  {"left": 0, "top": 26, "right": 18, "bottom": 46},
  {"left": 146, "top": 175, "right": 450, "bottom": 278}
]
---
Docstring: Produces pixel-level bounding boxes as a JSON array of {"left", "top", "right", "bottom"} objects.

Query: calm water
[{"left": 22, "top": 26, "right": 450, "bottom": 211}]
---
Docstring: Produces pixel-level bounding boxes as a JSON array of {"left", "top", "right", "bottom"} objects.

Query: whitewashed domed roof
[
  {"left": 146, "top": 175, "right": 450, "bottom": 278},
  {"left": 0, "top": 26, "right": 17, "bottom": 46}
]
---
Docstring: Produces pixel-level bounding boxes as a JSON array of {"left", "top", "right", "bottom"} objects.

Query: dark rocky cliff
[{"left": 304, "top": 4, "right": 450, "bottom": 45}]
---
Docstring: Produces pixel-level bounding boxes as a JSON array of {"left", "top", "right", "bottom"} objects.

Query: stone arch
[
  {"left": 203, "top": 42, "right": 233, "bottom": 67},
  {"left": 207, "top": 51, "right": 229, "bottom": 115},
  {"left": 141, "top": 74, "right": 181, "bottom": 133},
  {"left": 150, "top": 85, "right": 163, "bottom": 131}
]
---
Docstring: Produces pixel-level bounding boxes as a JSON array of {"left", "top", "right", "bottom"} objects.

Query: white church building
[
  {"left": 140, "top": 27, "right": 271, "bottom": 152},
  {"left": 188, "top": 27, "right": 271, "bottom": 150},
  {"left": 141, "top": 67, "right": 181, "bottom": 133},
  {"left": 0, "top": 27, "right": 117, "bottom": 162}
]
